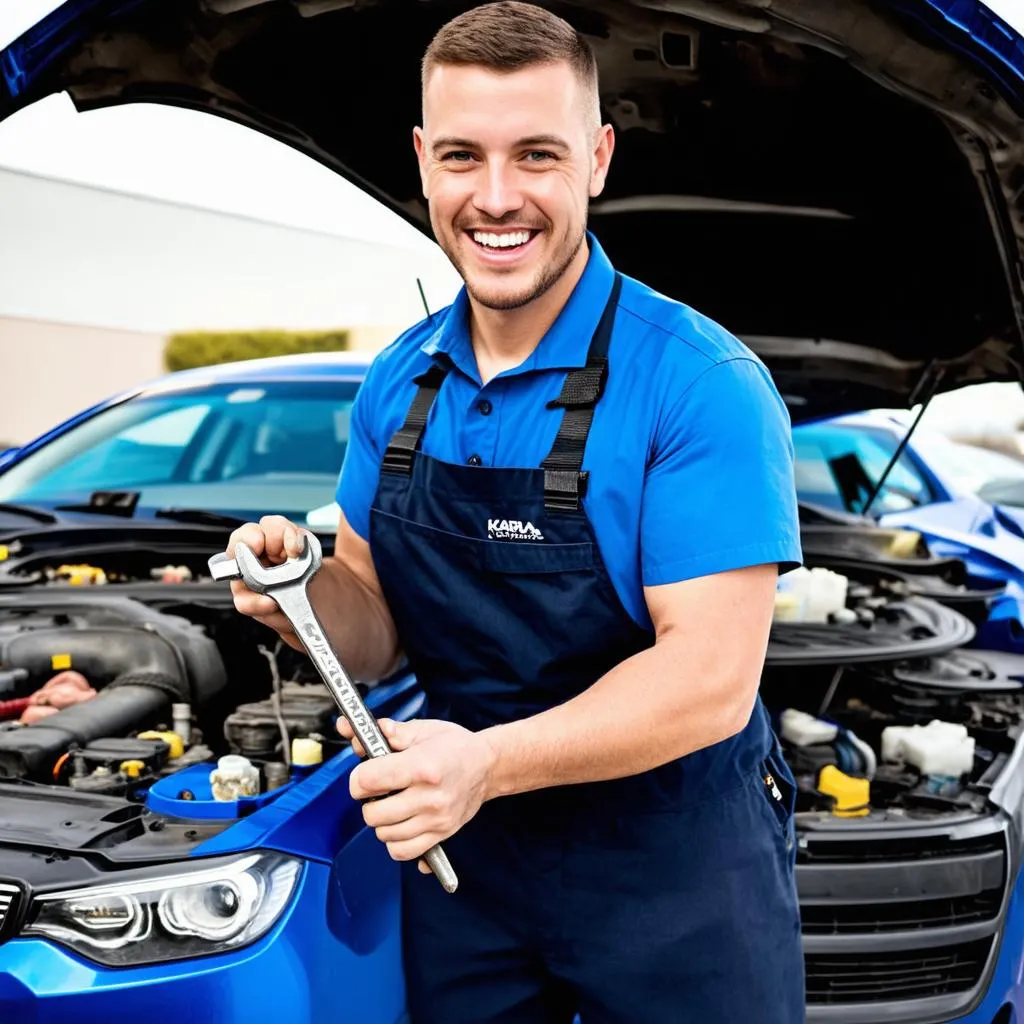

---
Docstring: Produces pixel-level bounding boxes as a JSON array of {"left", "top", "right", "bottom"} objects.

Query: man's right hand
[
  {"left": 226, "top": 514, "right": 308, "bottom": 647},
  {"left": 224, "top": 509, "right": 402, "bottom": 681}
]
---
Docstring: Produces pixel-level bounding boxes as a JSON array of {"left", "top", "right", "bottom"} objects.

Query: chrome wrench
[{"left": 208, "top": 532, "right": 458, "bottom": 893}]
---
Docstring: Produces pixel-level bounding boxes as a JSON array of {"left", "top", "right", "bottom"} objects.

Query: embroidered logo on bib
[{"left": 487, "top": 519, "right": 545, "bottom": 542}]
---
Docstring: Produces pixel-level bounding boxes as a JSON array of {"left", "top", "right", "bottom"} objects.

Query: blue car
[
  {"left": 0, "top": 352, "right": 423, "bottom": 1024},
  {"left": 795, "top": 411, "right": 1024, "bottom": 654},
  {"left": 4, "top": 1, "right": 1024, "bottom": 1022}
]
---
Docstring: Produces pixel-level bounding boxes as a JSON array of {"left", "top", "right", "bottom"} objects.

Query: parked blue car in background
[
  {"left": 5, "top": 0, "right": 1024, "bottom": 1022},
  {"left": 0, "top": 352, "right": 374, "bottom": 533},
  {"left": 795, "top": 412, "right": 1024, "bottom": 655}
]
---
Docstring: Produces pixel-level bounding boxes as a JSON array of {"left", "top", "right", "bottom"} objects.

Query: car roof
[
  {"left": 796, "top": 410, "right": 913, "bottom": 432},
  {"left": 139, "top": 350, "right": 374, "bottom": 395}
]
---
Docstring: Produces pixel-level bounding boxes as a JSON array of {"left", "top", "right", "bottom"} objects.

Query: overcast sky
[{"left": 1, "top": 0, "right": 1023, "bottom": 434}]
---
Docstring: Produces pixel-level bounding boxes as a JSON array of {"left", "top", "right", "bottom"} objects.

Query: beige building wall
[
  {"left": 0, "top": 169, "right": 457, "bottom": 447},
  {"left": 0, "top": 316, "right": 164, "bottom": 446},
  {"left": 0, "top": 316, "right": 407, "bottom": 447},
  {"left": 347, "top": 324, "right": 408, "bottom": 352}
]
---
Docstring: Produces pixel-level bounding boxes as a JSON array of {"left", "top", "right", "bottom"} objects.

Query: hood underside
[{"left": 3, "top": 0, "right": 1024, "bottom": 416}]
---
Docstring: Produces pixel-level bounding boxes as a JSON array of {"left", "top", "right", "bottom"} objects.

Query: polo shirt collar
[{"left": 420, "top": 232, "right": 617, "bottom": 382}]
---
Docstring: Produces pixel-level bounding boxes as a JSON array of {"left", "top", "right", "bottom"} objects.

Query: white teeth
[{"left": 472, "top": 230, "right": 531, "bottom": 249}]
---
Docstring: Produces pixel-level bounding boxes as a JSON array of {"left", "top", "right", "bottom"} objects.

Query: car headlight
[{"left": 23, "top": 851, "right": 301, "bottom": 967}]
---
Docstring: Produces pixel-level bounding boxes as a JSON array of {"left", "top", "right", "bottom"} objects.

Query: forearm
[
  {"left": 480, "top": 634, "right": 760, "bottom": 800},
  {"left": 279, "top": 556, "right": 402, "bottom": 681}
]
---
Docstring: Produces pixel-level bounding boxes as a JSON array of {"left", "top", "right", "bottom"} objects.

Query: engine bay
[
  {"left": 0, "top": 582, "right": 352, "bottom": 834},
  {"left": 766, "top": 525, "right": 1024, "bottom": 827},
  {"left": 0, "top": 518, "right": 1017, "bottom": 859}
]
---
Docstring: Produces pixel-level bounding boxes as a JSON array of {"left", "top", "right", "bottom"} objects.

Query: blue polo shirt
[{"left": 337, "top": 234, "right": 801, "bottom": 630}]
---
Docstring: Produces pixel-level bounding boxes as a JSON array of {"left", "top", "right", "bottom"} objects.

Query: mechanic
[{"left": 228, "top": 2, "right": 805, "bottom": 1020}]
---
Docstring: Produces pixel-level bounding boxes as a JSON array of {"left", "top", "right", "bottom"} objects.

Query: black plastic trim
[{"left": 798, "top": 850, "right": 1004, "bottom": 903}]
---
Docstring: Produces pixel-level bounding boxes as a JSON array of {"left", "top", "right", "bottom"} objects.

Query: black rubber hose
[{"left": 0, "top": 673, "right": 176, "bottom": 779}]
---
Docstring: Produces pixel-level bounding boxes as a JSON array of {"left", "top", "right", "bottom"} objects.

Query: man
[{"left": 228, "top": 3, "right": 805, "bottom": 1020}]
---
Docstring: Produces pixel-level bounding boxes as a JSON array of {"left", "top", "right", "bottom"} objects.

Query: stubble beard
[{"left": 439, "top": 223, "right": 587, "bottom": 312}]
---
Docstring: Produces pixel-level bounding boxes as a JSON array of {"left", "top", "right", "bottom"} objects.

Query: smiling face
[{"left": 414, "top": 61, "right": 613, "bottom": 311}]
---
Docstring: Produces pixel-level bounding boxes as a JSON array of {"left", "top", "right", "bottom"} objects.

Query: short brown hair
[{"left": 422, "top": 2, "right": 599, "bottom": 125}]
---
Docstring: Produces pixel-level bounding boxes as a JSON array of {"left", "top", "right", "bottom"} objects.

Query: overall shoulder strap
[
  {"left": 381, "top": 362, "right": 449, "bottom": 475},
  {"left": 540, "top": 273, "right": 623, "bottom": 511}
]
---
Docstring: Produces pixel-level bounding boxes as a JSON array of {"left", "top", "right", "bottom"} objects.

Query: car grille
[
  {"left": 0, "top": 881, "right": 20, "bottom": 939},
  {"left": 805, "top": 939, "right": 993, "bottom": 1004},
  {"left": 799, "top": 830, "right": 1004, "bottom": 863},
  {"left": 801, "top": 890, "right": 1003, "bottom": 933},
  {"left": 799, "top": 821, "right": 1008, "bottom": 1019}
]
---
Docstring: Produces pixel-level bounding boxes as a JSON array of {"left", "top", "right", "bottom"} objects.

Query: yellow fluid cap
[
  {"left": 0, "top": 545, "right": 9, "bottom": 562},
  {"left": 119, "top": 760, "right": 145, "bottom": 778},
  {"left": 55, "top": 564, "right": 106, "bottom": 586},
  {"left": 137, "top": 730, "right": 185, "bottom": 760},
  {"left": 51, "top": 653, "right": 72, "bottom": 671},
  {"left": 291, "top": 737, "right": 323, "bottom": 766},
  {"left": 818, "top": 764, "right": 870, "bottom": 817}
]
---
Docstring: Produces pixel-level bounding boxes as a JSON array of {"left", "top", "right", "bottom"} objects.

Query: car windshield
[
  {"left": 0, "top": 379, "right": 358, "bottom": 529},
  {"left": 793, "top": 421, "right": 935, "bottom": 515}
]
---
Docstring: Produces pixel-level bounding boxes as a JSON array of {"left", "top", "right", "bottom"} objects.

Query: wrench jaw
[
  {"left": 208, "top": 552, "right": 242, "bottom": 582},
  {"left": 233, "top": 544, "right": 276, "bottom": 596},
  {"left": 206, "top": 533, "right": 324, "bottom": 594}
]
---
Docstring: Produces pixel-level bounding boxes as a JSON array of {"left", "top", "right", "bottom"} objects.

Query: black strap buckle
[{"left": 544, "top": 469, "right": 589, "bottom": 512}]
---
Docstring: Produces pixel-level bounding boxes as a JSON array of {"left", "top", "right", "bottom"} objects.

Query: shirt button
[
  {"left": 467, "top": 454, "right": 483, "bottom": 467},
  {"left": 477, "top": 399, "right": 493, "bottom": 416}
]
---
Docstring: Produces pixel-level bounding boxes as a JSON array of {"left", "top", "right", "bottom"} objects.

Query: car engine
[
  {"left": 0, "top": 581, "right": 350, "bottom": 805},
  {"left": 0, "top": 518, "right": 1017, "bottom": 831}
]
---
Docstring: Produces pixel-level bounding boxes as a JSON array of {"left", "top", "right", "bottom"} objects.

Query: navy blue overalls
[{"left": 368, "top": 275, "right": 806, "bottom": 1023}]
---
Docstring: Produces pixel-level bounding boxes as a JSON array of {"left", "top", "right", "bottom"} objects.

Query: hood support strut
[{"left": 861, "top": 359, "right": 946, "bottom": 516}]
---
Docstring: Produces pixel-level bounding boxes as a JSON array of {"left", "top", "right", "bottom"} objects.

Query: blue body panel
[{"left": 0, "top": 858, "right": 407, "bottom": 1024}]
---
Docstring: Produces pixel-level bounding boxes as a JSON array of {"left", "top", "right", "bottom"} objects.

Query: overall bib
[{"left": 368, "top": 276, "right": 806, "bottom": 1023}]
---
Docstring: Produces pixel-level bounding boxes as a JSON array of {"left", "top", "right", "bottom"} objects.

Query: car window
[
  {"left": 913, "top": 434, "right": 1024, "bottom": 507},
  {"left": 0, "top": 379, "right": 360, "bottom": 524},
  {"left": 121, "top": 405, "right": 210, "bottom": 446},
  {"left": 793, "top": 422, "right": 935, "bottom": 514}
]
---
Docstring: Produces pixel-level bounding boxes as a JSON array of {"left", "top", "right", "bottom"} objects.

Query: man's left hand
[{"left": 340, "top": 717, "right": 497, "bottom": 871}]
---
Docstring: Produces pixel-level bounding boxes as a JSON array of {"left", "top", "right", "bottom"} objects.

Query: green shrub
[{"left": 164, "top": 329, "right": 349, "bottom": 372}]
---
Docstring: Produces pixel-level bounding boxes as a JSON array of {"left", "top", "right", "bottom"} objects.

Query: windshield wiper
[
  {"left": 53, "top": 493, "right": 243, "bottom": 530},
  {"left": 0, "top": 502, "right": 58, "bottom": 524},
  {"left": 153, "top": 508, "right": 246, "bottom": 529}
]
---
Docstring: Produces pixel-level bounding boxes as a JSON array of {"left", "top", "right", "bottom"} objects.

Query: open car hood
[{"left": 2, "top": 0, "right": 1024, "bottom": 418}]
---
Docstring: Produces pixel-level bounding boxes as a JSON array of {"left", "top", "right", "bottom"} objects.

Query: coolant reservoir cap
[
  {"left": 818, "top": 764, "right": 870, "bottom": 818},
  {"left": 291, "top": 737, "right": 323, "bottom": 766}
]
